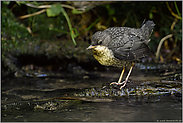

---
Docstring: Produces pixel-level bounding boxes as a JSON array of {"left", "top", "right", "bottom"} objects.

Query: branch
[
  {"left": 19, "top": 9, "right": 46, "bottom": 19},
  {"left": 19, "top": 3, "right": 76, "bottom": 19},
  {"left": 170, "top": 18, "right": 177, "bottom": 31},
  {"left": 25, "top": 3, "right": 75, "bottom": 10},
  {"left": 155, "top": 34, "right": 173, "bottom": 62}
]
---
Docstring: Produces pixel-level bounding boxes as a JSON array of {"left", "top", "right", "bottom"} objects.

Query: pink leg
[
  {"left": 110, "top": 67, "right": 125, "bottom": 85},
  {"left": 119, "top": 62, "right": 135, "bottom": 89},
  {"left": 110, "top": 62, "right": 135, "bottom": 90}
]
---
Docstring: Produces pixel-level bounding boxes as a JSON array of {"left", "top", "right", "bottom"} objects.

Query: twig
[
  {"left": 61, "top": 4, "right": 76, "bottom": 10},
  {"left": 25, "top": 3, "right": 51, "bottom": 9},
  {"left": 155, "top": 34, "right": 173, "bottom": 62},
  {"left": 170, "top": 18, "right": 177, "bottom": 31},
  {"left": 19, "top": 3, "right": 76, "bottom": 19},
  {"left": 166, "top": 2, "right": 182, "bottom": 20},
  {"left": 19, "top": 3, "right": 77, "bottom": 45},
  {"left": 25, "top": 3, "right": 75, "bottom": 10},
  {"left": 19, "top": 9, "right": 46, "bottom": 19}
]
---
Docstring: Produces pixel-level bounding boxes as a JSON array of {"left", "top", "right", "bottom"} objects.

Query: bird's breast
[{"left": 92, "top": 45, "right": 128, "bottom": 67}]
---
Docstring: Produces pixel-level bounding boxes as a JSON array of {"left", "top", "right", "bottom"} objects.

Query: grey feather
[{"left": 90, "top": 20, "right": 155, "bottom": 64}]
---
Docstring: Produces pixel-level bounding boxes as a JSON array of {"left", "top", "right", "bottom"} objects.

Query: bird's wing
[{"left": 112, "top": 34, "right": 150, "bottom": 61}]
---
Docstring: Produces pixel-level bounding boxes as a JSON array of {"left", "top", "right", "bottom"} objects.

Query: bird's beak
[{"left": 86, "top": 45, "right": 97, "bottom": 50}]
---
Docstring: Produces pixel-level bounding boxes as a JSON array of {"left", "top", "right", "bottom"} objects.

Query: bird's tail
[{"left": 141, "top": 20, "right": 155, "bottom": 39}]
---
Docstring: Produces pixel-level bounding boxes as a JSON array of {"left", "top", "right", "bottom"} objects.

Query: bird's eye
[{"left": 98, "top": 40, "right": 102, "bottom": 45}]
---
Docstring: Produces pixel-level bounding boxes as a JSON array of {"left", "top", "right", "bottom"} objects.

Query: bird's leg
[
  {"left": 117, "top": 67, "right": 125, "bottom": 84},
  {"left": 110, "top": 62, "right": 135, "bottom": 89},
  {"left": 110, "top": 67, "right": 125, "bottom": 86},
  {"left": 119, "top": 62, "right": 135, "bottom": 89}
]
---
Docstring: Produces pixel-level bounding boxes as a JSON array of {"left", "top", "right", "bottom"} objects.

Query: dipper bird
[{"left": 87, "top": 20, "right": 155, "bottom": 89}]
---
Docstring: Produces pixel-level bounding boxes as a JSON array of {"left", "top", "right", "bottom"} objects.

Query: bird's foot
[{"left": 110, "top": 80, "right": 128, "bottom": 90}]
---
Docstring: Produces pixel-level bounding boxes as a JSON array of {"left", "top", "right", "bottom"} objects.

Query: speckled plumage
[
  {"left": 92, "top": 45, "right": 130, "bottom": 67},
  {"left": 90, "top": 20, "right": 155, "bottom": 67},
  {"left": 87, "top": 20, "right": 155, "bottom": 89}
]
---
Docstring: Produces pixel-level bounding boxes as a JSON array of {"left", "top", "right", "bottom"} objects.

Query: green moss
[
  {"left": 1, "top": 2, "right": 67, "bottom": 59},
  {"left": 2, "top": 4, "right": 32, "bottom": 60}
]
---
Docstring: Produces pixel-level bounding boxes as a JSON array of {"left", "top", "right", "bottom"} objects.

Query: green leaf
[
  {"left": 149, "top": 12, "right": 153, "bottom": 19},
  {"left": 46, "top": 4, "right": 62, "bottom": 17}
]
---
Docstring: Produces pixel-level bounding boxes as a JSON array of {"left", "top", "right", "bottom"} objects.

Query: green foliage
[
  {"left": 4, "top": 1, "right": 80, "bottom": 45},
  {"left": 149, "top": 7, "right": 156, "bottom": 19},
  {"left": 1, "top": 3, "right": 34, "bottom": 60},
  {"left": 174, "top": 1, "right": 182, "bottom": 20},
  {"left": 31, "top": 12, "right": 66, "bottom": 40},
  {"left": 174, "top": 20, "right": 182, "bottom": 41},
  {"left": 60, "top": 5, "right": 76, "bottom": 45},
  {"left": 106, "top": 4, "right": 115, "bottom": 16},
  {"left": 1, "top": 4, "right": 31, "bottom": 44},
  {"left": 46, "top": 4, "right": 62, "bottom": 17},
  {"left": 1, "top": 1, "right": 182, "bottom": 63}
]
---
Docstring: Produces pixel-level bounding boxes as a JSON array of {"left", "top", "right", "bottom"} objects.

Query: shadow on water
[{"left": 1, "top": 64, "right": 182, "bottom": 122}]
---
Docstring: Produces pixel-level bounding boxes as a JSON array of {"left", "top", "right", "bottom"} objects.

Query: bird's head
[{"left": 87, "top": 31, "right": 110, "bottom": 50}]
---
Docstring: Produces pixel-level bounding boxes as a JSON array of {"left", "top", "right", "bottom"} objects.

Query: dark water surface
[
  {"left": 1, "top": 67, "right": 182, "bottom": 122},
  {"left": 2, "top": 96, "right": 182, "bottom": 122}
]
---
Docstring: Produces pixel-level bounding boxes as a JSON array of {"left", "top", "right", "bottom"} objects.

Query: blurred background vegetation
[{"left": 1, "top": 1, "right": 182, "bottom": 74}]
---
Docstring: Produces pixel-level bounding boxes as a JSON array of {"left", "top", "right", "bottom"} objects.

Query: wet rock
[{"left": 74, "top": 79, "right": 182, "bottom": 98}]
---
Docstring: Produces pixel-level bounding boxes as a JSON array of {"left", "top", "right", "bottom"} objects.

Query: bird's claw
[
  {"left": 110, "top": 81, "right": 128, "bottom": 90},
  {"left": 110, "top": 82, "right": 119, "bottom": 85}
]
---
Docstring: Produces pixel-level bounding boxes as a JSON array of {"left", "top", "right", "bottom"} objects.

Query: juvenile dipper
[{"left": 87, "top": 20, "right": 155, "bottom": 89}]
